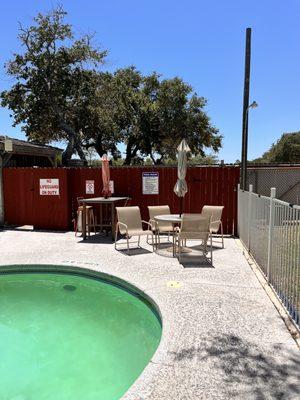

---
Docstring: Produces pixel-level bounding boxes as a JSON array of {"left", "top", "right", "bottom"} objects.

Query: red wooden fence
[
  {"left": 3, "top": 168, "right": 70, "bottom": 230},
  {"left": 3, "top": 166, "right": 240, "bottom": 234}
]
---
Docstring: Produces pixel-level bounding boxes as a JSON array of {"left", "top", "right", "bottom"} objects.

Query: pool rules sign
[
  {"left": 39, "top": 179, "right": 60, "bottom": 196},
  {"left": 142, "top": 172, "right": 159, "bottom": 195}
]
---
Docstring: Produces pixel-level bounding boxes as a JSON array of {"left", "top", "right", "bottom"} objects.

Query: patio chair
[
  {"left": 115, "top": 206, "right": 154, "bottom": 254},
  {"left": 201, "top": 205, "right": 224, "bottom": 248},
  {"left": 176, "top": 214, "right": 212, "bottom": 265},
  {"left": 148, "top": 205, "right": 174, "bottom": 245}
]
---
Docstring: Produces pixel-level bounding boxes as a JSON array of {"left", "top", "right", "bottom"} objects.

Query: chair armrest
[
  {"left": 117, "top": 221, "right": 128, "bottom": 233},
  {"left": 148, "top": 219, "right": 157, "bottom": 230},
  {"left": 142, "top": 220, "right": 153, "bottom": 229}
]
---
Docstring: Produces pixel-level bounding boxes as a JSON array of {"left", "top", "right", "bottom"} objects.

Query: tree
[
  {"left": 2, "top": 7, "right": 222, "bottom": 165},
  {"left": 74, "top": 70, "right": 122, "bottom": 160},
  {"left": 252, "top": 132, "right": 300, "bottom": 163},
  {"left": 1, "top": 6, "right": 107, "bottom": 164},
  {"left": 151, "top": 78, "right": 221, "bottom": 163},
  {"left": 89, "top": 68, "right": 222, "bottom": 165},
  {"left": 83, "top": 146, "right": 98, "bottom": 166},
  {"left": 189, "top": 153, "right": 219, "bottom": 165}
]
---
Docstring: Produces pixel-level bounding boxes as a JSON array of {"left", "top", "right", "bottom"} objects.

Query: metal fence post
[
  {"left": 267, "top": 187, "right": 276, "bottom": 282},
  {"left": 247, "top": 184, "right": 253, "bottom": 251}
]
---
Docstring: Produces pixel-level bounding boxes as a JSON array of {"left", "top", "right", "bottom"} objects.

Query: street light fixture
[{"left": 249, "top": 101, "right": 258, "bottom": 109}]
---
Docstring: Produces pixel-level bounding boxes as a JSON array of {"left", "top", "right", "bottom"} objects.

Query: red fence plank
[{"left": 3, "top": 166, "right": 240, "bottom": 234}]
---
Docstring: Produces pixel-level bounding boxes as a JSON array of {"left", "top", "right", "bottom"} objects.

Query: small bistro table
[
  {"left": 154, "top": 214, "right": 182, "bottom": 256},
  {"left": 79, "top": 197, "right": 129, "bottom": 240}
]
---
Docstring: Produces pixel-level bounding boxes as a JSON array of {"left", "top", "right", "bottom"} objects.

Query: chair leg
[
  {"left": 138, "top": 235, "right": 141, "bottom": 247},
  {"left": 114, "top": 228, "right": 118, "bottom": 250},
  {"left": 178, "top": 238, "right": 181, "bottom": 262},
  {"left": 127, "top": 235, "right": 130, "bottom": 255},
  {"left": 210, "top": 233, "right": 213, "bottom": 265},
  {"left": 92, "top": 210, "right": 96, "bottom": 234},
  {"left": 77, "top": 210, "right": 82, "bottom": 237},
  {"left": 151, "top": 233, "right": 154, "bottom": 252},
  {"left": 174, "top": 233, "right": 178, "bottom": 255},
  {"left": 221, "top": 222, "right": 224, "bottom": 248},
  {"left": 75, "top": 212, "right": 79, "bottom": 237},
  {"left": 86, "top": 210, "right": 91, "bottom": 237}
]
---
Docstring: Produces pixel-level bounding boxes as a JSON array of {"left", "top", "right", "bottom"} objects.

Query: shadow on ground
[
  {"left": 117, "top": 248, "right": 152, "bottom": 256},
  {"left": 170, "top": 334, "right": 300, "bottom": 399},
  {"left": 77, "top": 233, "right": 113, "bottom": 244},
  {"left": 179, "top": 255, "right": 214, "bottom": 269}
]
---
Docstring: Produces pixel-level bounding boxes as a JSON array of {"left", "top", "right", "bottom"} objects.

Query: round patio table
[{"left": 154, "top": 214, "right": 182, "bottom": 257}]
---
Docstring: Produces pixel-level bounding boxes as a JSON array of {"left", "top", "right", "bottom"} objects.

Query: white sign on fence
[
  {"left": 4, "top": 139, "right": 13, "bottom": 152},
  {"left": 142, "top": 172, "right": 159, "bottom": 195},
  {"left": 86, "top": 180, "right": 95, "bottom": 194},
  {"left": 39, "top": 179, "right": 60, "bottom": 196},
  {"left": 109, "top": 180, "right": 114, "bottom": 194}
]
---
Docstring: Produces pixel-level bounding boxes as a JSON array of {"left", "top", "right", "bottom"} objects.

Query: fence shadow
[
  {"left": 3, "top": 227, "right": 70, "bottom": 234},
  {"left": 170, "top": 334, "right": 300, "bottom": 399}
]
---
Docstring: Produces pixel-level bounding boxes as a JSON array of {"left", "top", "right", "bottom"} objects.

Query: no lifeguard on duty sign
[{"left": 39, "top": 179, "right": 60, "bottom": 196}]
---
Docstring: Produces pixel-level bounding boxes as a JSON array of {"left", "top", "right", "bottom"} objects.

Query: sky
[{"left": 0, "top": 0, "right": 300, "bottom": 162}]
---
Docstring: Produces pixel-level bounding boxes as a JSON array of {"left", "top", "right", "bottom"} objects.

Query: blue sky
[{"left": 1, "top": 0, "right": 300, "bottom": 162}]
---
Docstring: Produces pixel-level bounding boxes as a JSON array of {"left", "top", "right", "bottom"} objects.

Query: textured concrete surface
[{"left": 0, "top": 229, "right": 299, "bottom": 399}]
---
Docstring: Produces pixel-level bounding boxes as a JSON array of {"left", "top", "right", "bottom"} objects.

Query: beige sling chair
[
  {"left": 176, "top": 214, "right": 213, "bottom": 265},
  {"left": 148, "top": 205, "right": 174, "bottom": 245},
  {"left": 115, "top": 206, "right": 154, "bottom": 254},
  {"left": 201, "top": 205, "right": 224, "bottom": 248}
]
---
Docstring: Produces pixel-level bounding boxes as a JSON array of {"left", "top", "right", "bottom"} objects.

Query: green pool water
[{"left": 0, "top": 271, "right": 161, "bottom": 400}]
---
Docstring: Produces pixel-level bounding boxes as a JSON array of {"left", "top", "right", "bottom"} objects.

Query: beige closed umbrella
[{"left": 173, "top": 139, "right": 190, "bottom": 216}]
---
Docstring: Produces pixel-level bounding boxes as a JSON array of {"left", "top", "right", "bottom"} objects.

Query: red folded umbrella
[{"left": 102, "top": 155, "right": 111, "bottom": 198}]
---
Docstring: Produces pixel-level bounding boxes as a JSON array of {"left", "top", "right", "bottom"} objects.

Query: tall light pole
[
  {"left": 241, "top": 27, "right": 253, "bottom": 190},
  {"left": 241, "top": 100, "right": 258, "bottom": 190}
]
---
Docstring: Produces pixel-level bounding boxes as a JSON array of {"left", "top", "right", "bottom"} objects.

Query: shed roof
[{"left": 0, "top": 135, "right": 63, "bottom": 157}]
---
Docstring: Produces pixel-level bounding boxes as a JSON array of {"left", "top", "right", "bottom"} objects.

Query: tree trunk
[
  {"left": 75, "top": 141, "right": 87, "bottom": 163},
  {"left": 60, "top": 122, "right": 86, "bottom": 165},
  {"left": 154, "top": 156, "right": 164, "bottom": 165},
  {"left": 62, "top": 136, "right": 75, "bottom": 165},
  {"left": 124, "top": 139, "right": 138, "bottom": 165},
  {"left": 94, "top": 135, "right": 106, "bottom": 158}
]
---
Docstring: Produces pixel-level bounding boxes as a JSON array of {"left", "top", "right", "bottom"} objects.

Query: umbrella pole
[{"left": 179, "top": 197, "right": 183, "bottom": 217}]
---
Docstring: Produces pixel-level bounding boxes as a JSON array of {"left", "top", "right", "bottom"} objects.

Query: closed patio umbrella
[
  {"left": 173, "top": 139, "right": 190, "bottom": 216},
  {"left": 102, "top": 155, "right": 111, "bottom": 198}
]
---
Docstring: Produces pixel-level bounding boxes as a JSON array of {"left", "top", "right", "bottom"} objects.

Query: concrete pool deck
[{"left": 0, "top": 229, "right": 299, "bottom": 399}]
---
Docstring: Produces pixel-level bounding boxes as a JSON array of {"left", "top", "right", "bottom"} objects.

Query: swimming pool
[{"left": 0, "top": 268, "right": 162, "bottom": 400}]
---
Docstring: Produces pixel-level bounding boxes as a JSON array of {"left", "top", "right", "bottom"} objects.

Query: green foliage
[
  {"left": 253, "top": 132, "right": 300, "bottom": 163},
  {"left": 95, "top": 67, "right": 222, "bottom": 165},
  {"left": 189, "top": 153, "right": 219, "bottom": 165},
  {"left": 1, "top": 6, "right": 222, "bottom": 165},
  {"left": 1, "top": 6, "right": 107, "bottom": 163}
]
